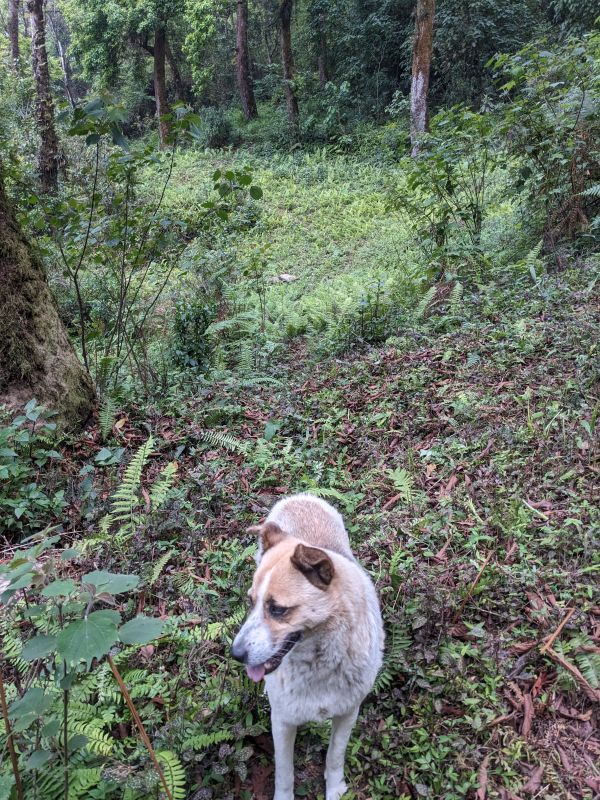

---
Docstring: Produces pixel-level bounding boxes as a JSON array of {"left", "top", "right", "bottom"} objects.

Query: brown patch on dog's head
[
  {"left": 248, "top": 521, "right": 286, "bottom": 553},
  {"left": 290, "top": 543, "right": 334, "bottom": 590}
]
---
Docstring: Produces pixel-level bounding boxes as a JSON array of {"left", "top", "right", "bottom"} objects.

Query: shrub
[
  {"left": 0, "top": 400, "right": 65, "bottom": 538},
  {"left": 493, "top": 32, "right": 600, "bottom": 259},
  {"left": 172, "top": 299, "right": 216, "bottom": 372},
  {"left": 194, "top": 106, "right": 234, "bottom": 148}
]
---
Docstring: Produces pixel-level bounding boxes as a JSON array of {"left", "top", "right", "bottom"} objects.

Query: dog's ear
[
  {"left": 249, "top": 521, "right": 286, "bottom": 560},
  {"left": 291, "top": 543, "right": 334, "bottom": 590}
]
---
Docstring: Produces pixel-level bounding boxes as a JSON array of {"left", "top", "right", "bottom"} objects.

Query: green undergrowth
[{"left": 2, "top": 260, "right": 598, "bottom": 800}]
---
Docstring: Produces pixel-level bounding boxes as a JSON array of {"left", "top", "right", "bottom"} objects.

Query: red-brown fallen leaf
[
  {"left": 440, "top": 474, "right": 458, "bottom": 496},
  {"left": 141, "top": 487, "right": 151, "bottom": 513},
  {"left": 433, "top": 538, "right": 451, "bottom": 562},
  {"left": 476, "top": 755, "right": 489, "bottom": 800},
  {"left": 521, "top": 694, "right": 535, "bottom": 738},
  {"left": 555, "top": 745, "right": 572, "bottom": 772},
  {"left": 521, "top": 765, "right": 544, "bottom": 795},
  {"left": 139, "top": 645, "right": 155, "bottom": 660},
  {"left": 553, "top": 702, "right": 592, "bottom": 722},
  {"left": 499, "top": 790, "right": 524, "bottom": 800},
  {"left": 382, "top": 493, "right": 402, "bottom": 511},
  {"left": 531, "top": 671, "right": 552, "bottom": 698},
  {"left": 425, "top": 463, "right": 437, "bottom": 477},
  {"left": 584, "top": 776, "right": 600, "bottom": 792},
  {"left": 510, "top": 640, "right": 538, "bottom": 655}
]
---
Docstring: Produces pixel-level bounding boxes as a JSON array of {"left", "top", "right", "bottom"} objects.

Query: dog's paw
[{"left": 325, "top": 780, "right": 348, "bottom": 800}]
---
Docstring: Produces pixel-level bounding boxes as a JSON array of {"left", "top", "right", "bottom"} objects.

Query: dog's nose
[{"left": 231, "top": 640, "right": 247, "bottom": 663}]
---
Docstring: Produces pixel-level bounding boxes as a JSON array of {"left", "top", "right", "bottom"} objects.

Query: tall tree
[
  {"left": 410, "top": 0, "right": 435, "bottom": 156},
  {"left": 153, "top": 26, "right": 170, "bottom": 147},
  {"left": 0, "top": 165, "right": 95, "bottom": 428},
  {"left": 8, "top": 0, "right": 20, "bottom": 69},
  {"left": 27, "top": 0, "right": 60, "bottom": 192},
  {"left": 236, "top": 0, "right": 258, "bottom": 120},
  {"left": 279, "top": 0, "right": 299, "bottom": 125}
]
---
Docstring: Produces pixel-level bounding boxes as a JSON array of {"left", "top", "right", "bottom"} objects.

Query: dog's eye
[{"left": 267, "top": 600, "right": 289, "bottom": 618}]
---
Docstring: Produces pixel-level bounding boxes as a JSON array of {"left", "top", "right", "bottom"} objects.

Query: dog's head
[{"left": 231, "top": 522, "right": 337, "bottom": 682}]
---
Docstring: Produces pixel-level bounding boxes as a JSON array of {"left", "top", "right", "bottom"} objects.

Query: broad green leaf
[
  {"left": 56, "top": 610, "right": 121, "bottom": 666},
  {"left": 68, "top": 734, "right": 89, "bottom": 752},
  {"left": 9, "top": 688, "right": 54, "bottom": 731},
  {"left": 250, "top": 185, "right": 263, "bottom": 200},
  {"left": 41, "top": 579, "right": 76, "bottom": 598},
  {"left": 82, "top": 571, "right": 139, "bottom": 594},
  {"left": 21, "top": 634, "right": 57, "bottom": 662},
  {"left": 26, "top": 750, "right": 54, "bottom": 770},
  {"left": 118, "top": 615, "right": 165, "bottom": 645}
]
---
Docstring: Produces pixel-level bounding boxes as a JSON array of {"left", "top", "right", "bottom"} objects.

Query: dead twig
[
  {"left": 539, "top": 607, "right": 575, "bottom": 655},
  {"left": 108, "top": 655, "right": 174, "bottom": 800},
  {"left": 453, "top": 551, "right": 493, "bottom": 624},
  {"left": 544, "top": 647, "right": 600, "bottom": 703}
]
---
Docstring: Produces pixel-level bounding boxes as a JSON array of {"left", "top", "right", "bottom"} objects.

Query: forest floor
[{"left": 38, "top": 259, "right": 599, "bottom": 799}]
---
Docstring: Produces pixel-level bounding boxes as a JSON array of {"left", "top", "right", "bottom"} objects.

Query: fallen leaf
[
  {"left": 521, "top": 694, "right": 534, "bottom": 738},
  {"left": 476, "top": 755, "right": 489, "bottom": 800},
  {"left": 521, "top": 765, "right": 544, "bottom": 795}
]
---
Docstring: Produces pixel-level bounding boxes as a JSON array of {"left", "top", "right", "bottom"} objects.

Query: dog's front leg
[
  {"left": 272, "top": 713, "right": 297, "bottom": 800},
  {"left": 325, "top": 706, "right": 359, "bottom": 800}
]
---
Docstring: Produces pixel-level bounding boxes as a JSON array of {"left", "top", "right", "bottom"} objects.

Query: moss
[{"left": 0, "top": 172, "right": 95, "bottom": 428}]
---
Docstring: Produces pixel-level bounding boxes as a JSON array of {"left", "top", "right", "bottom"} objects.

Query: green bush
[
  {"left": 194, "top": 106, "right": 234, "bottom": 149},
  {"left": 172, "top": 299, "right": 216, "bottom": 372},
  {"left": 0, "top": 400, "right": 65, "bottom": 538}
]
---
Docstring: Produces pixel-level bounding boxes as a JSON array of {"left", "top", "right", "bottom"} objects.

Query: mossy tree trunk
[
  {"left": 410, "top": 0, "right": 435, "bottom": 157},
  {"left": 27, "top": 0, "right": 60, "bottom": 193},
  {"left": 0, "top": 167, "right": 95, "bottom": 428},
  {"left": 280, "top": 0, "right": 299, "bottom": 127},
  {"left": 8, "top": 0, "right": 20, "bottom": 70}
]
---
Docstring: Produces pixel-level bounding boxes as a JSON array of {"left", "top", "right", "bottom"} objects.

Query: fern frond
[
  {"left": 448, "top": 281, "right": 463, "bottom": 315},
  {"left": 71, "top": 720, "right": 115, "bottom": 756},
  {"left": 581, "top": 183, "right": 600, "bottom": 198},
  {"left": 386, "top": 467, "right": 414, "bottom": 504},
  {"left": 182, "top": 728, "right": 232, "bottom": 751},
  {"left": 150, "top": 462, "right": 177, "bottom": 511},
  {"left": 99, "top": 397, "right": 116, "bottom": 442},
  {"left": 100, "top": 436, "right": 154, "bottom": 533},
  {"left": 155, "top": 751, "right": 186, "bottom": 800},
  {"left": 149, "top": 550, "right": 175, "bottom": 586},
  {"left": 415, "top": 286, "right": 437, "bottom": 319},
  {"left": 199, "top": 429, "right": 248, "bottom": 454}
]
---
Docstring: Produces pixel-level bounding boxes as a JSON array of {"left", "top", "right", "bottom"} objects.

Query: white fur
[{"left": 238, "top": 495, "right": 384, "bottom": 800}]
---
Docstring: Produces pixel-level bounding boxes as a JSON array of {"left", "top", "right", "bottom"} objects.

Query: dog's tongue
[{"left": 246, "top": 664, "right": 266, "bottom": 682}]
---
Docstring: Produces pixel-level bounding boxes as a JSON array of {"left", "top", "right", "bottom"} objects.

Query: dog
[{"left": 232, "top": 493, "right": 384, "bottom": 800}]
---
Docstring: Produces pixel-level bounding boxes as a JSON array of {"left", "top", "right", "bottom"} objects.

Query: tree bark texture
[
  {"left": 153, "top": 26, "right": 171, "bottom": 148},
  {"left": 27, "top": 0, "right": 59, "bottom": 192},
  {"left": 165, "top": 35, "right": 187, "bottom": 102},
  {"left": 410, "top": 0, "right": 435, "bottom": 157},
  {"left": 8, "top": 0, "right": 20, "bottom": 69},
  {"left": 280, "top": 0, "right": 299, "bottom": 125},
  {"left": 0, "top": 168, "right": 95, "bottom": 428},
  {"left": 236, "top": 0, "right": 258, "bottom": 120}
]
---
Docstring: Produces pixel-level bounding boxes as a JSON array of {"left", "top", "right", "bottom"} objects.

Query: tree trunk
[
  {"left": 165, "top": 34, "right": 187, "bottom": 102},
  {"left": 46, "top": 8, "right": 76, "bottom": 107},
  {"left": 410, "top": 0, "right": 435, "bottom": 157},
  {"left": 236, "top": 0, "right": 258, "bottom": 120},
  {"left": 279, "top": 0, "right": 299, "bottom": 126},
  {"left": 317, "top": 13, "right": 328, "bottom": 88},
  {"left": 27, "top": 0, "right": 59, "bottom": 193},
  {"left": 8, "top": 0, "right": 20, "bottom": 70},
  {"left": 153, "top": 26, "right": 170, "bottom": 148},
  {"left": 0, "top": 166, "right": 95, "bottom": 428}
]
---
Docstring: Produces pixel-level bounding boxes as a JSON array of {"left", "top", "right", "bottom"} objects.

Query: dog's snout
[{"left": 231, "top": 639, "right": 248, "bottom": 664}]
